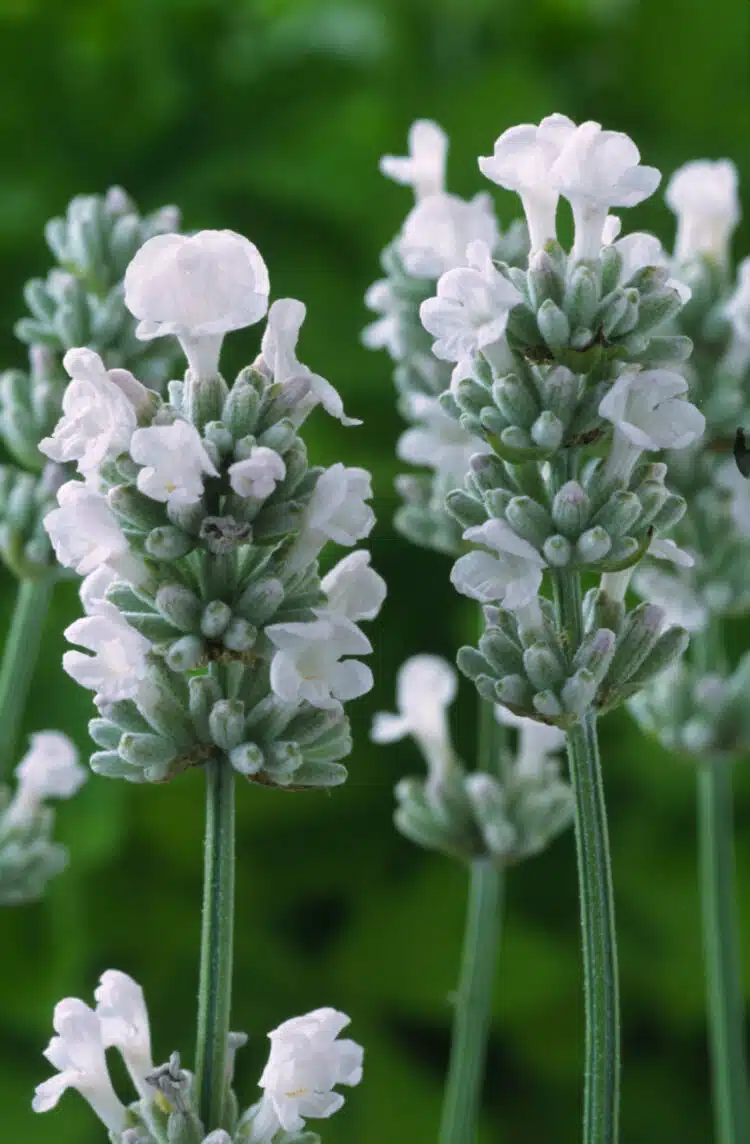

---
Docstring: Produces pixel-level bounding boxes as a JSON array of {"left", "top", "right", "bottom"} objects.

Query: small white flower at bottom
[
  {"left": 266, "top": 612, "right": 373, "bottom": 710},
  {"left": 130, "top": 420, "right": 218, "bottom": 507},
  {"left": 371, "top": 655, "right": 457, "bottom": 779},
  {"left": 251, "top": 1007, "right": 363, "bottom": 1138},
  {"left": 32, "top": 998, "right": 127, "bottom": 1133},
  {"left": 94, "top": 970, "right": 153, "bottom": 1102}
]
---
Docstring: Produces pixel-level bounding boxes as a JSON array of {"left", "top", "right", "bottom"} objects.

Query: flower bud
[
  {"left": 229, "top": 742, "right": 264, "bottom": 775},
  {"left": 208, "top": 700, "right": 246, "bottom": 751},
  {"left": 532, "top": 690, "right": 563, "bottom": 719},
  {"left": 523, "top": 645, "right": 566, "bottom": 691},
  {"left": 544, "top": 534, "right": 572, "bottom": 566},
  {"left": 222, "top": 617, "right": 258, "bottom": 652},
  {"left": 166, "top": 634, "right": 205, "bottom": 672},
  {"left": 552, "top": 481, "right": 591, "bottom": 538},
  {"left": 561, "top": 668, "right": 598, "bottom": 715},
  {"left": 564, "top": 265, "right": 599, "bottom": 329},
  {"left": 505, "top": 496, "right": 552, "bottom": 548},
  {"left": 201, "top": 600, "right": 233, "bottom": 639},
  {"left": 492, "top": 375, "right": 539, "bottom": 429},
  {"left": 576, "top": 526, "right": 612, "bottom": 564},
  {"left": 530, "top": 411, "right": 564, "bottom": 451},
  {"left": 155, "top": 584, "right": 202, "bottom": 632},
  {"left": 145, "top": 526, "right": 194, "bottom": 561},
  {"left": 537, "top": 299, "right": 571, "bottom": 351}
]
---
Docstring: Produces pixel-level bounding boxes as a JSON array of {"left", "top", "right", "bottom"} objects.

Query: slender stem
[
  {"left": 0, "top": 576, "right": 55, "bottom": 772},
  {"left": 439, "top": 859, "right": 503, "bottom": 1144},
  {"left": 195, "top": 756, "right": 235, "bottom": 1131},
  {"left": 697, "top": 760, "right": 750, "bottom": 1144},
  {"left": 553, "top": 566, "right": 620, "bottom": 1144}
]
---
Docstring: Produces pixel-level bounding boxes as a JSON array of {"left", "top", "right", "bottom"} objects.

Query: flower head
[
  {"left": 549, "top": 121, "right": 661, "bottom": 260},
  {"left": 229, "top": 447, "right": 286, "bottom": 500},
  {"left": 599, "top": 369, "right": 705, "bottom": 452},
  {"left": 451, "top": 519, "right": 545, "bottom": 609},
  {"left": 666, "top": 159, "right": 740, "bottom": 264},
  {"left": 124, "top": 229, "right": 270, "bottom": 378},
  {"left": 129, "top": 420, "right": 218, "bottom": 506},
  {"left": 398, "top": 192, "right": 499, "bottom": 279},
  {"left": 11, "top": 732, "right": 85, "bottom": 823},
  {"left": 371, "top": 655, "right": 457, "bottom": 778},
  {"left": 44, "top": 481, "right": 131, "bottom": 578},
  {"left": 397, "top": 394, "right": 491, "bottom": 480},
  {"left": 33, "top": 998, "right": 127, "bottom": 1133},
  {"left": 256, "top": 1007, "right": 363, "bottom": 1135},
  {"left": 420, "top": 240, "right": 522, "bottom": 385},
  {"left": 94, "top": 971, "right": 153, "bottom": 1101},
  {"left": 39, "top": 350, "right": 142, "bottom": 481},
  {"left": 380, "top": 119, "right": 448, "bottom": 200},
  {"left": 260, "top": 298, "right": 360, "bottom": 426},
  {"left": 479, "top": 113, "right": 576, "bottom": 250},
  {"left": 266, "top": 612, "right": 373, "bottom": 711},
  {"left": 321, "top": 551, "right": 387, "bottom": 622},
  {"left": 63, "top": 610, "right": 152, "bottom": 703}
]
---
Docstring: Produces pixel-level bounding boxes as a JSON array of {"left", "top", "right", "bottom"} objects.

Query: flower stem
[
  {"left": 697, "top": 759, "right": 750, "bottom": 1144},
  {"left": 553, "top": 566, "right": 620, "bottom": 1144},
  {"left": 438, "top": 858, "right": 503, "bottom": 1144},
  {"left": 439, "top": 679, "right": 505, "bottom": 1144},
  {"left": 195, "top": 756, "right": 235, "bottom": 1131},
  {"left": 0, "top": 575, "right": 55, "bottom": 772}
]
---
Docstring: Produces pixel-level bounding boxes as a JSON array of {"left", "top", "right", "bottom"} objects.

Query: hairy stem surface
[{"left": 195, "top": 756, "right": 236, "bottom": 1130}]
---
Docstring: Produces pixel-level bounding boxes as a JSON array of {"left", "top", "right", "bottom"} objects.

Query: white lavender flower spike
[
  {"left": 8, "top": 731, "right": 85, "bottom": 826},
  {"left": 380, "top": 118, "right": 448, "bottom": 200},
  {"left": 371, "top": 654, "right": 457, "bottom": 778},
  {"left": 95, "top": 970, "right": 154, "bottom": 1101},
  {"left": 666, "top": 159, "right": 740, "bottom": 264},
  {"left": 322, "top": 550, "right": 387, "bottom": 622}
]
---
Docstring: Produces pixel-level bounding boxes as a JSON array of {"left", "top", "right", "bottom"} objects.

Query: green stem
[
  {"left": 554, "top": 568, "right": 620, "bottom": 1144},
  {"left": 195, "top": 756, "right": 235, "bottom": 1131},
  {"left": 697, "top": 760, "right": 750, "bottom": 1144},
  {"left": 0, "top": 576, "right": 55, "bottom": 771},
  {"left": 439, "top": 859, "right": 503, "bottom": 1144}
]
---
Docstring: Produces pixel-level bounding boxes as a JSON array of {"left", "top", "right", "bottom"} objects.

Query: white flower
[
  {"left": 599, "top": 369, "right": 705, "bottom": 484},
  {"left": 129, "top": 421, "right": 218, "bottom": 506},
  {"left": 39, "top": 350, "right": 142, "bottom": 481},
  {"left": 362, "top": 280, "right": 404, "bottom": 358},
  {"left": 288, "top": 463, "right": 375, "bottom": 572},
  {"left": 63, "top": 610, "right": 152, "bottom": 703},
  {"left": 648, "top": 537, "right": 695, "bottom": 568},
  {"left": 80, "top": 566, "right": 118, "bottom": 616},
  {"left": 495, "top": 706, "right": 565, "bottom": 777},
  {"left": 94, "top": 971, "right": 153, "bottom": 1102},
  {"left": 380, "top": 119, "right": 448, "bottom": 200},
  {"left": 666, "top": 160, "right": 740, "bottom": 264},
  {"left": 549, "top": 121, "right": 661, "bottom": 260},
  {"left": 612, "top": 232, "right": 691, "bottom": 304},
  {"left": 478, "top": 113, "right": 577, "bottom": 251},
  {"left": 420, "top": 240, "right": 522, "bottom": 385},
  {"left": 451, "top": 519, "right": 545, "bottom": 609},
  {"left": 371, "top": 655, "right": 457, "bottom": 778},
  {"left": 229, "top": 447, "right": 286, "bottom": 500},
  {"left": 260, "top": 299, "right": 360, "bottom": 426},
  {"left": 397, "top": 394, "right": 490, "bottom": 480},
  {"left": 266, "top": 612, "right": 373, "bottom": 710},
  {"left": 7, "top": 732, "right": 85, "bottom": 826},
  {"left": 124, "top": 229, "right": 270, "bottom": 378},
  {"left": 32, "top": 998, "right": 127, "bottom": 1133},
  {"left": 398, "top": 192, "right": 499, "bottom": 279},
  {"left": 44, "top": 481, "right": 138, "bottom": 582},
  {"left": 255, "top": 1007, "right": 363, "bottom": 1135},
  {"left": 321, "top": 551, "right": 387, "bottom": 622},
  {"left": 725, "top": 258, "right": 750, "bottom": 346}
]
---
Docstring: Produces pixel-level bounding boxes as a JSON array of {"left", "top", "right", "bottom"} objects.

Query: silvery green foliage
[
  {"left": 371, "top": 655, "right": 573, "bottom": 862},
  {"left": 0, "top": 188, "right": 180, "bottom": 579}
]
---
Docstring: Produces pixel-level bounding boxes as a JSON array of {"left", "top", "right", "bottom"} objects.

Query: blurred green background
[{"left": 0, "top": 0, "right": 749, "bottom": 1140}]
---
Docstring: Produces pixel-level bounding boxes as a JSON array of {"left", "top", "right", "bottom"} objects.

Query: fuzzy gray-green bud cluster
[
  {"left": 0, "top": 188, "right": 180, "bottom": 580},
  {"left": 0, "top": 792, "right": 68, "bottom": 906},
  {"left": 458, "top": 596, "right": 689, "bottom": 729},
  {"left": 394, "top": 755, "right": 572, "bottom": 864}
]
